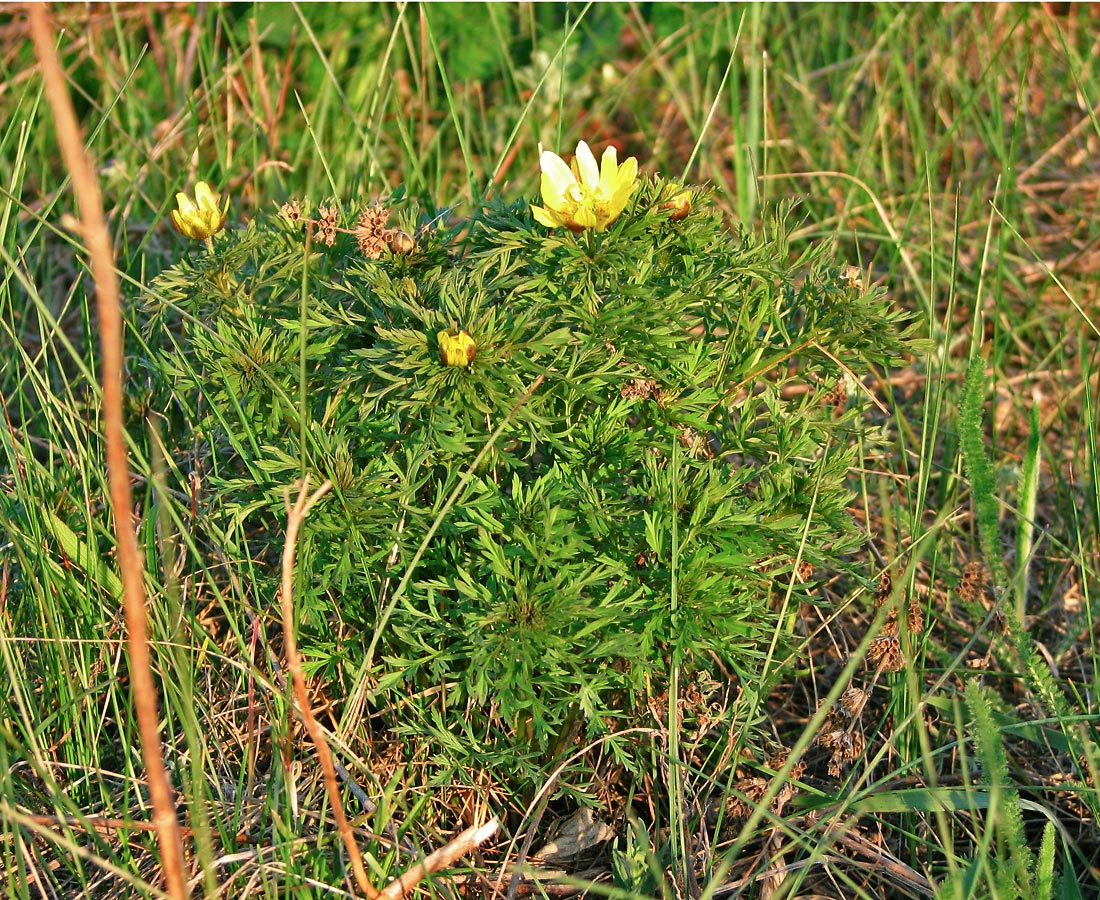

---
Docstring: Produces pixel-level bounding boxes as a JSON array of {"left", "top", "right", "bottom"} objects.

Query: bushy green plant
[{"left": 144, "top": 150, "right": 918, "bottom": 788}]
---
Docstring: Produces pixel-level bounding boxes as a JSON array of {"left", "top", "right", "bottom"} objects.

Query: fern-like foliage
[
  {"left": 959, "top": 355, "right": 1008, "bottom": 589},
  {"left": 142, "top": 179, "right": 920, "bottom": 786}
]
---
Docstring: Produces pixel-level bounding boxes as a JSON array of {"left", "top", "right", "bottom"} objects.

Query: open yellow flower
[
  {"left": 171, "top": 181, "right": 228, "bottom": 240},
  {"left": 531, "top": 141, "right": 638, "bottom": 233}
]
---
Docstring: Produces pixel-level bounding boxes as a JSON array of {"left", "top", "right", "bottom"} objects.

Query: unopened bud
[
  {"left": 661, "top": 190, "right": 692, "bottom": 221},
  {"left": 388, "top": 230, "right": 416, "bottom": 254},
  {"left": 437, "top": 328, "right": 477, "bottom": 367}
]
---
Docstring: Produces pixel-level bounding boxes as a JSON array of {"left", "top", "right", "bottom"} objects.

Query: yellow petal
[
  {"left": 540, "top": 151, "right": 575, "bottom": 207},
  {"left": 570, "top": 205, "right": 598, "bottom": 230},
  {"left": 598, "top": 144, "right": 619, "bottom": 191},
  {"left": 573, "top": 141, "right": 600, "bottom": 189},
  {"left": 532, "top": 205, "right": 565, "bottom": 229},
  {"left": 617, "top": 155, "right": 638, "bottom": 184},
  {"left": 194, "top": 181, "right": 217, "bottom": 212},
  {"left": 540, "top": 171, "right": 571, "bottom": 210},
  {"left": 175, "top": 192, "right": 197, "bottom": 217},
  {"left": 609, "top": 155, "right": 638, "bottom": 206},
  {"left": 173, "top": 209, "right": 203, "bottom": 239}
]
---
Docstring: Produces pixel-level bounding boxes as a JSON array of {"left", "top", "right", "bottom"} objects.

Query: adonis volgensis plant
[{"left": 145, "top": 142, "right": 920, "bottom": 786}]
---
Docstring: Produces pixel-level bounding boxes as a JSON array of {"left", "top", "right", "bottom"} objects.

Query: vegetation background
[{"left": 1, "top": 2, "right": 1099, "bottom": 898}]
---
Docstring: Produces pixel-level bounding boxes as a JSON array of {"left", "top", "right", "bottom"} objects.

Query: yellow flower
[
  {"left": 531, "top": 141, "right": 639, "bottom": 233},
  {"left": 171, "top": 181, "right": 228, "bottom": 240},
  {"left": 437, "top": 328, "right": 477, "bottom": 367}
]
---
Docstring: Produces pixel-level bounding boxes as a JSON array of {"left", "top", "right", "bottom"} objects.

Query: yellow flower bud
[
  {"left": 661, "top": 189, "right": 692, "bottom": 221},
  {"left": 171, "top": 181, "right": 228, "bottom": 240},
  {"left": 437, "top": 328, "right": 477, "bottom": 368}
]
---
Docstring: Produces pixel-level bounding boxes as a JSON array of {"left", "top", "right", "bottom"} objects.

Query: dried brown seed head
[
  {"left": 354, "top": 206, "right": 393, "bottom": 258},
  {"left": 356, "top": 229, "right": 387, "bottom": 258},
  {"left": 867, "top": 634, "right": 903, "bottom": 672},
  {"left": 959, "top": 561, "right": 990, "bottom": 602},
  {"left": 874, "top": 570, "right": 893, "bottom": 606},
  {"left": 824, "top": 730, "right": 866, "bottom": 777},
  {"left": 621, "top": 378, "right": 660, "bottom": 401},
  {"left": 822, "top": 380, "right": 847, "bottom": 417},
  {"left": 357, "top": 206, "right": 390, "bottom": 233},
  {"left": 794, "top": 560, "right": 816, "bottom": 583},
  {"left": 839, "top": 686, "right": 869, "bottom": 719},
  {"left": 908, "top": 597, "right": 925, "bottom": 633}
]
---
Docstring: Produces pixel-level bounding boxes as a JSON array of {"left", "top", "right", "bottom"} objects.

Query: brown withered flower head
[
  {"left": 867, "top": 633, "right": 904, "bottom": 673},
  {"left": 819, "top": 727, "right": 867, "bottom": 778},
  {"left": 816, "top": 687, "right": 870, "bottom": 777},
  {"left": 907, "top": 595, "right": 925, "bottom": 633},
  {"left": 317, "top": 204, "right": 339, "bottom": 247},
  {"left": 821, "top": 379, "right": 848, "bottom": 418},
  {"left": 958, "top": 560, "right": 992, "bottom": 603},
  {"left": 865, "top": 595, "right": 925, "bottom": 674},
  {"left": 839, "top": 686, "right": 869, "bottom": 719},
  {"left": 279, "top": 199, "right": 303, "bottom": 222},
  {"left": 873, "top": 570, "right": 893, "bottom": 607},
  {"left": 621, "top": 377, "right": 662, "bottom": 402},
  {"left": 355, "top": 206, "right": 391, "bottom": 258},
  {"left": 727, "top": 747, "right": 804, "bottom": 819}
]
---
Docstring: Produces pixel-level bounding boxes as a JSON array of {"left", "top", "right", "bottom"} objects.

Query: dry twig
[
  {"left": 28, "top": 5, "right": 188, "bottom": 898},
  {"left": 279, "top": 478, "right": 379, "bottom": 897},
  {"left": 280, "top": 480, "right": 500, "bottom": 898}
]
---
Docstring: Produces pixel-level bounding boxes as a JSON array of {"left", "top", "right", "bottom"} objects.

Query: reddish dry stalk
[
  {"left": 281, "top": 483, "right": 501, "bottom": 899},
  {"left": 280, "top": 479, "right": 381, "bottom": 898},
  {"left": 380, "top": 820, "right": 500, "bottom": 900},
  {"left": 27, "top": 5, "right": 188, "bottom": 899}
]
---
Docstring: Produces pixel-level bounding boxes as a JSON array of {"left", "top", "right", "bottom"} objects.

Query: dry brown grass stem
[
  {"left": 709, "top": 819, "right": 936, "bottom": 899},
  {"left": 379, "top": 819, "right": 500, "bottom": 900},
  {"left": 809, "top": 340, "right": 890, "bottom": 416},
  {"left": 495, "top": 727, "right": 661, "bottom": 900},
  {"left": 762, "top": 168, "right": 924, "bottom": 298},
  {"left": 27, "top": 5, "right": 189, "bottom": 898},
  {"left": 280, "top": 479, "right": 498, "bottom": 899},
  {"left": 279, "top": 477, "right": 379, "bottom": 898}
]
